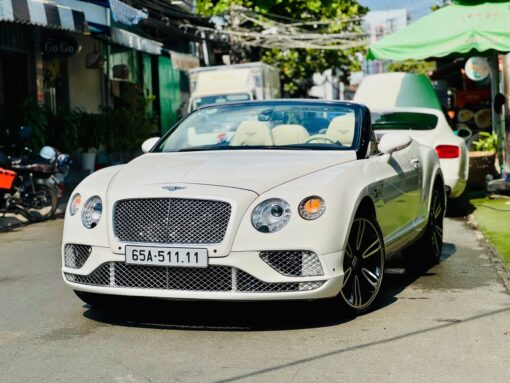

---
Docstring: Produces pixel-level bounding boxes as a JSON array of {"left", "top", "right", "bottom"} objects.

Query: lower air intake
[
  {"left": 64, "top": 262, "right": 324, "bottom": 293},
  {"left": 260, "top": 251, "right": 323, "bottom": 277},
  {"left": 64, "top": 244, "right": 92, "bottom": 269}
]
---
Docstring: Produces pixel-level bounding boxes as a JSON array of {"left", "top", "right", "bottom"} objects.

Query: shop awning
[
  {"left": 0, "top": 0, "right": 89, "bottom": 33},
  {"left": 111, "top": 27, "right": 162, "bottom": 55},
  {"left": 367, "top": 1, "right": 510, "bottom": 60}
]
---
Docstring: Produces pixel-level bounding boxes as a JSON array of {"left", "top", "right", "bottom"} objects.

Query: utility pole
[{"left": 229, "top": 3, "right": 239, "bottom": 64}]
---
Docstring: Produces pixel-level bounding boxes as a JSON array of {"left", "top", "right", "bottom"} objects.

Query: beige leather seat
[
  {"left": 272, "top": 124, "right": 310, "bottom": 145},
  {"left": 230, "top": 120, "right": 274, "bottom": 146},
  {"left": 326, "top": 114, "right": 356, "bottom": 146}
]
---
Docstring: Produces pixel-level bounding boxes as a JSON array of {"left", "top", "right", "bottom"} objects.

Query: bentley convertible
[{"left": 62, "top": 100, "right": 445, "bottom": 314}]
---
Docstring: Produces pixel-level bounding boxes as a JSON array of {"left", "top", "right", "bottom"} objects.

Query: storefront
[{"left": 0, "top": 0, "right": 89, "bottom": 146}]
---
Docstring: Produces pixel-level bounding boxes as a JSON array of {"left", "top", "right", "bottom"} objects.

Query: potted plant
[{"left": 469, "top": 132, "right": 498, "bottom": 190}]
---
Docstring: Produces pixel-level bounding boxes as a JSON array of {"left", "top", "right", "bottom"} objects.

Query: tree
[
  {"left": 387, "top": 60, "right": 436, "bottom": 75},
  {"left": 197, "top": 0, "right": 368, "bottom": 97}
]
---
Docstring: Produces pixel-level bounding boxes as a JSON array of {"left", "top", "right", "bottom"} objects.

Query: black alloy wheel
[
  {"left": 340, "top": 215, "right": 384, "bottom": 314},
  {"left": 427, "top": 189, "right": 444, "bottom": 263},
  {"left": 403, "top": 186, "right": 445, "bottom": 271}
]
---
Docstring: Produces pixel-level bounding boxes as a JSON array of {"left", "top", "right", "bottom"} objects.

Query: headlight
[
  {"left": 299, "top": 196, "right": 326, "bottom": 220},
  {"left": 69, "top": 193, "right": 81, "bottom": 216},
  {"left": 81, "top": 196, "right": 102, "bottom": 229},
  {"left": 251, "top": 198, "right": 291, "bottom": 233}
]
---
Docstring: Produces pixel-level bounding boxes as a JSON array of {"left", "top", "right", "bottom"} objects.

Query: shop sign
[
  {"left": 169, "top": 51, "right": 199, "bottom": 71},
  {"left": 465, "top": 57, "right": 490, "bottom": 81},
  {"left": 41, "top": 33, "right": 80, "bottom": 58}
]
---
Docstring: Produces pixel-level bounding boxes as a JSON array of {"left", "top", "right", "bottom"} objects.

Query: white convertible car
[
  {"left": 63, "top": 100, "right": 444, "bottom": 314},
  {"left": 371, "top": 107, "right": 469, "bottom": 208}
]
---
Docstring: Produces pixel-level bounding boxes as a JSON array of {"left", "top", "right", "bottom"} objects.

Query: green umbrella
[{"left": 367, "top": 0, "right": 510, "bottom": 60}]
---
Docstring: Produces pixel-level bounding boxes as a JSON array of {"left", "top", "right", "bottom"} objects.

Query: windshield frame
[
  {"left": 152, "top": 100, "right": 367, "bottom": 154},
  {"left": 190, "top": 92, "right": 253, "bottom": 110}
]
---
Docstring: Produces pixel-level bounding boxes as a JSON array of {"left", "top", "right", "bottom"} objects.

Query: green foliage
[
  {"left": 21, "top": 87, "right": 157, "bottom": 154},
  {"left": 387, "top": 59, "right": 436, "bottom": 75},
  {"left": 472, "top": 131, "right": 498, "bottom": 152},
  {"left": 197, "top": 0, "right": 367, "bottom": 97}
]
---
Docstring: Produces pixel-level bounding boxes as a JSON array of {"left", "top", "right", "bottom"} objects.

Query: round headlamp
[
  {"left": 299, "top": 196, "right": 326, "bottom": 220},
  {"left": 251, "top": 198, "right": 291, "bottom": 233},
  {"left": 69, "top": 193, "right": 81, "bottom": 216},
  {"left": 81, "top": 196, "right": 102, "bottom": 229}
]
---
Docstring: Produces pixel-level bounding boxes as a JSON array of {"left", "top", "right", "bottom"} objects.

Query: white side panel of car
[{"left": 371, "top": 107, "right": 468, "bottom": 199}]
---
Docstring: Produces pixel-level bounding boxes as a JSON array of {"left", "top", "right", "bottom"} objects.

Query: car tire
[
  {"left": 446, "top": 187, "right": 469, "bottom": 217},
  {"left": 338, "top": 211, "right": 385, "bottom": 316},
  {"left": 405, "top": 186, "right": 444, "bottom": 270}
]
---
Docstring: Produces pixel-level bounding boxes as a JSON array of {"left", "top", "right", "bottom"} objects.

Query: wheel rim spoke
[
  {"left": 361, "top": 267, "right": 379, "bottom": 287},
  {"left": 342, "top": 267, "right": 352, "bottom": 288},
  {"left": 352, "top": 275, "right": 362, "bottom": 307},
  {"left": 345, "top": 243, "right": 353, "bottom": 258},
  {"left": 434, "top": 225, "right": 443, "bottom": 237},
  {"left": 356, "top": 220, "right": 365, "bottom": 251},
  {"left": 362, "top": 239, "right": 381, "bottom": 259},
  {"left": 434, "top": 198, "right": 442, "bottom": 219}
]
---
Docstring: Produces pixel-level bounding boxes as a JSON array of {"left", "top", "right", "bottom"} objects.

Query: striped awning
[{"left": 0, "top": 0, "right": 89, "bottom": 33}]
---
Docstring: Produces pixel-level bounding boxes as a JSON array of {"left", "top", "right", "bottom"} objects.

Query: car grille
[
  {"left": 64, "top": 263, "right": 324, "bottom": 293},
  {"left": 64, "top": 244, "right": 92, "bottom": 269},
  {"left": 260, "top": 251, "right": 323, "bottom": 277},
  {"left": 113, "top": 198, "right": 231, "bottom": 244}
]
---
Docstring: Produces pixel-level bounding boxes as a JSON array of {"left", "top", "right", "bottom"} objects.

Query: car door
[{"left": 373, "top": 143, "right": 421, "bottom": 242}]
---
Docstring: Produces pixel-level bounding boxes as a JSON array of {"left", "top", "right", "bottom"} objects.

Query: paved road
[{"left": 1, "top": 218, "right": 509, "bottom": 382}]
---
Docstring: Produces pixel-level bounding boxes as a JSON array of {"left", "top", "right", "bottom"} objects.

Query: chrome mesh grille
[
  {"left": 65, "top": 262, "right": 324, "bottom": 293},
  {"left": 260, "top": 251, "right": 323, "bottom": 277},
  {"left": 64, "top": 263, "right": 110, "bottom": 286},
  {"left": 113, "top": 198, "right": 231, "bottom": 244},
  {"left": 64, "top": 244, "right": 92, "bottom": 269},
  {"left": 236, "top": 270, "right": 299, "bottom": 292},
  {"left": 114, "top": 263, "right": 233, "bottom": 291}
]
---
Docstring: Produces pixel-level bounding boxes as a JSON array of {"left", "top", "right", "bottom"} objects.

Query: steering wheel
[{"left": 306, "top": 134, "right": 336, "bottom": 144}]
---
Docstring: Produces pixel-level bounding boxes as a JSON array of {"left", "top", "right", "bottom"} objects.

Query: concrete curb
[{"left": 466, "top": 213, "right": 510, "bottom": 294}]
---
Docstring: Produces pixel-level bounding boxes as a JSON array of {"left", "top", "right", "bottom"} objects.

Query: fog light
[
  {"left": 299, "top": 281, "right": 324, "bottom": 291},
  {"left": 302, "top": 252, "right": 324, "bottom": 276}
]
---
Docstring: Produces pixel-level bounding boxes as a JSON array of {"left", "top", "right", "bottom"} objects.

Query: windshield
[
  {"left": 191, "top": 93, "right": 252, "bottom": 110},
  {"left": 372, "top": 112, "right": 438, "bottom": 131},
  {"left": 155, "top": 102, "right": 359, "bottom": 152}
]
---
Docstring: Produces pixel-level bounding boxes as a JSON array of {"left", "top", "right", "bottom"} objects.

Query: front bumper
[{"left": 62, "top": 246, "right": 344, "bottom": 301}]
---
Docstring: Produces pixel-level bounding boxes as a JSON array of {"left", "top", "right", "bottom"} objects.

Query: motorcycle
[{"left": 0, "top": 127, "right": 69, "bottom": 222}]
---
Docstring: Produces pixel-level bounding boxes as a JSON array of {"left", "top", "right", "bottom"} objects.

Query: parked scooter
[{"left": 0, "top": 127, "right": 69, "bottom": 222}]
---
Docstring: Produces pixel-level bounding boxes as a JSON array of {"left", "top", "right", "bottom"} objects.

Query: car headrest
[
  {"left": 326, "top": 114, "right": 356, "bottom": 146},
  {"left": 230, "top": 120, "right": 274, "bottom": 146},
  {"left": 272, "top": 124, "right": 310, "bottom": 145}
]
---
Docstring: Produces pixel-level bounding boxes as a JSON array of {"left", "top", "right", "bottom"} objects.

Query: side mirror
[
  {"left": 141, "top": 137, "right": 160, "bottom": 153},
  {"left": 378, "top": 133, "right": 412, "bottom": 155}
]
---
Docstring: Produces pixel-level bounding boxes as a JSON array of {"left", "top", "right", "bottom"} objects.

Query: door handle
[{"left": 410, "top": 158, "right": 420, "bottom": 168}]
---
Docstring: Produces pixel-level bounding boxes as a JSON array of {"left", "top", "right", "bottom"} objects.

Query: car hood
[{"left": 109, "top": 150, "right": 357, "bottom": 195}]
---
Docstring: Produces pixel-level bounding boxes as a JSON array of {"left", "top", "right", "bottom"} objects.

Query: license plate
[{"left": 125, "top": 245, "right": 208, "bottom": 268}]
